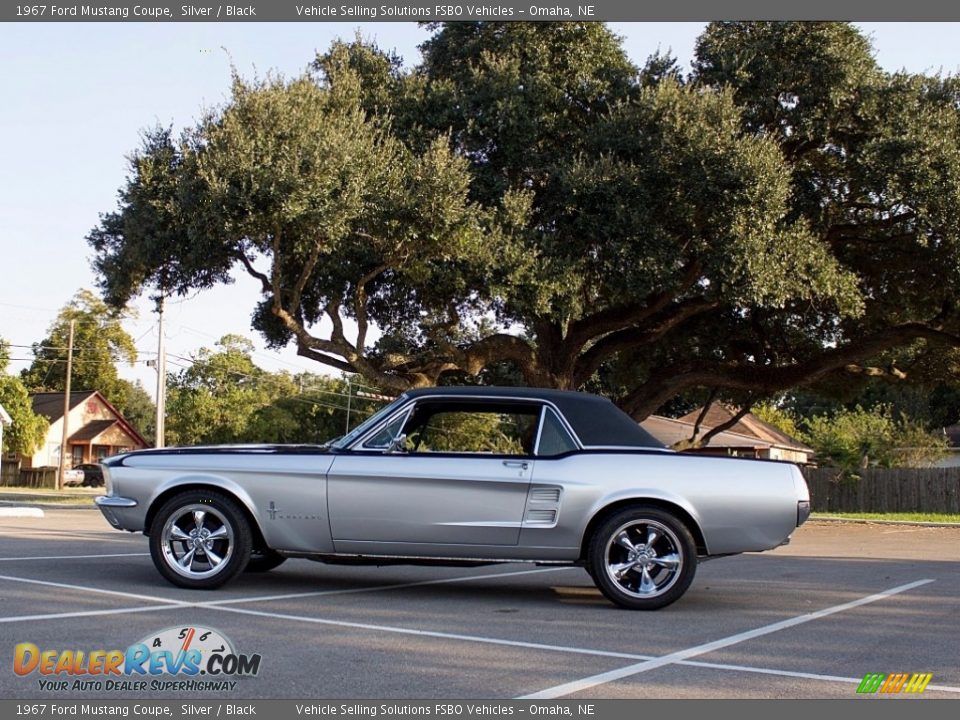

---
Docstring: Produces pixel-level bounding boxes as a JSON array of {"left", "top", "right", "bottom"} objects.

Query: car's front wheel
[
  {"left": 587, "top": 506, "right": 697, "bottom": 610},
  {"left": 149, "top": 490, "right": 252, "bottom": 589}
]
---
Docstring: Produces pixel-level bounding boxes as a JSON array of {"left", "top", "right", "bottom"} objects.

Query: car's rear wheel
[
  {"left": 587, "top": 506, "right": 697, "bottom": 610},
  {"left": 245, "top": 548, "right": 287, "bottom": 573},
  {"left": 149, "top": 490, "right": 251, "bottom": 589}
]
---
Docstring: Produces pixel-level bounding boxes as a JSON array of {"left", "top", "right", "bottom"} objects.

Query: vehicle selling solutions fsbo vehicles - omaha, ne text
[{"left": 95, "top": 387, "right": 810, "bottom": 609}]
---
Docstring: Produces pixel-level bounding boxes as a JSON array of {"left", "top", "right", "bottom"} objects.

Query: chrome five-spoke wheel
[
  {"left": 161, "top": 504, "right": 235, "bottom": 580},
  {"left": 149, "top": 490, "right": 252, "bottom": 589},
  {"left": 588, "top": 506, "right": 697, "bottom": 610}
]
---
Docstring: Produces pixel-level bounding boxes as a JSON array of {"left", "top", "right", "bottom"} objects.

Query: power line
[
  {"left": 164, "top": 352, "right": 391, "bottom": 412},
  {"left": 167, "top": 357, "right": 390, "bottom": 412},
  {"left": 0, "top": 300, "right": 59, "bottom": 312},
  {"left": 8, "top": 346, "right": 390, "bottom": 405},
  {"left": 171, "top": 324, "right": 386, "bottom": 392},
  {"left": 6, "top": 342, "right": 153, "bottom": 358},
  {"left": 5, "top": 357, "right": 140, "bottom": 365}
]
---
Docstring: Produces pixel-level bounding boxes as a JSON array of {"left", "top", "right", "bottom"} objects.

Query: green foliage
[
  {"left": 245, "top": 377, "right": 383, "bottom": 445},
  {"left": 0, "top": 338, "right": 49, "bottom": 456},
  {"left": 120, "top": 380, "right": 156, "bottom": 445},
  {"left": 21, "top": 290, "right": 138, "bottom": 413},
  {"left": 165, "top": 336, "right": 384, "bottom": 446},
  {"left": 410, "top": 410, "right": 535, "bottom": 454},
  {"left": 802, "top": 405, "right": 947, "bottom": 470},
  {"left": 751, "top": 403, "right": 802, "bottom": 439},
  {"left": 88, "top": 23, "right": 960, "bottom": 417},
  {"left": 166, "top": 335, "right": 296, "bottom": 446}
]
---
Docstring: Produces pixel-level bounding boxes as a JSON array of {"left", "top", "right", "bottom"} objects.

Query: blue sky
[{"left": 1, "top": 22, "right": 959, "bottom": 393}]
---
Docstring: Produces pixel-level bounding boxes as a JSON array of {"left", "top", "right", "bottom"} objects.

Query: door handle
[{"left": 502, "top": 460, "right": 529, "bottom": 470}]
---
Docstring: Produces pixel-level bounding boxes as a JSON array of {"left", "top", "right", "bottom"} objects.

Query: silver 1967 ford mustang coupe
[{"left": 96, "top": 387, "right": 810, "bottom": 610}]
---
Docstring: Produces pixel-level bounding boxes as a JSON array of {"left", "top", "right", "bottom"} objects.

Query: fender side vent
[
  {"left": 530, "top": 487, "right": 561, "bottom": 503},
  {"left": 525, "top": 509, "right": 557, "bottom": 524}
]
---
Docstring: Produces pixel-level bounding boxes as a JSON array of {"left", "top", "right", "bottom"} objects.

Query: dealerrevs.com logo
[{"left": 13, "top": 626, "right": 261, "bottom": 693}]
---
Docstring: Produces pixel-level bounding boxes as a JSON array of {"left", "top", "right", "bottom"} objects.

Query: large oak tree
[{"left": 89, "top": 22, "right": 960, "bottom": 418}]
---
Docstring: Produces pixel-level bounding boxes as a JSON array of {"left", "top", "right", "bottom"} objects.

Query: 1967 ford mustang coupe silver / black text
[{"left": 96, "top": 387, "right": 810, "bottom": 609}]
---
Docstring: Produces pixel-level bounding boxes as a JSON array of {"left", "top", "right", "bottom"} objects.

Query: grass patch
[
  {"left": 0, "top": 487, "right": 97, "bottom": 505},
  {"left": 812, "top": 512, "right": 960, "bottom": 524}
]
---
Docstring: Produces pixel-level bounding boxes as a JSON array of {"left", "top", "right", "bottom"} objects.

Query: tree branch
[
  {"left": 619, "top": 322, "right": 960, "bottom": 420},
  {"left": 689, "top": 388, "right": 719, "bottom": 443},
  {"left": 458, "top": 333, "right": 546, "bottom": 385},
  {"left": 234, "top": 252, "right": 271, "bottom": 294},
  {"left": 291, "top": 238, "right": 324, "bottom": 310},
  {"left": 573, "top": 299, "right": 718, "bottom": 385},
  {"left": 325, "top": 301, "right": 346, "bottom": 344},
  {"left": 354, "top": 264, "right": 388, "bottom": 351},
  {"left": 295, "top": 345, "right": 354, "bottom": 373},
  {"left": 564, "top": 259, "right": 703, "bottom": 354},
  {"left": 697, "top": 401, "right": 755, "bottom": 448}
]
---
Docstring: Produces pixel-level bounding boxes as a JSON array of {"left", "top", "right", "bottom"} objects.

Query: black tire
[
  {"left": 245, "top": 548, "right": 287, "bottom": 573},
  {"left": 587, "top": 506, "right": 697, "bottom": 610},
  {"left": 148, "top": 489, "right": 252, "bottom": 590}
]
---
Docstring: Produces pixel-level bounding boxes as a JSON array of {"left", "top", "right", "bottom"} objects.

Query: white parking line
[
  {"left": 206, "top": 585, "right": 960, "bottom": 696},
  {"left": 1, "top": 571, "right": 957, "bottom": 695},
  {"left": 0, "top": 605, "right": 178, "bottom": 624},
  {"left": 675, "top": 659, "right": 960, "bottom": 694},
  {"left": 0, "top": 552, "right": 150, "bottom": 562},
  {"left": 0, "top": 508, "right": 44, "bottom": 518},
  {"left": 210, "top": 602, "right": 657, "bottom": 658},
  {"left": 0, "top": 573, "right": 189, "bottom": 606},
  {"left": 0, "top": 531, "right": 140, "bottom": 543},
  {"left": 202, "top": 566, "right": 577, "bottom": 606},
  {"left": 518, "top": 578, "right": 936, "bottom": 699},
  {"left": 0, "top": 566, "right": 577, "bottom": 622}
]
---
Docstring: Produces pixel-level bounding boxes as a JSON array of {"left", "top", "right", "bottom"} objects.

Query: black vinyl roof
[{"left": 403, "top": 387, "right": 664, "bottom": 449}]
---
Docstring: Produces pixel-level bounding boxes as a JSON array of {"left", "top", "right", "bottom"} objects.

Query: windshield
[{"left": 328, "top": 394, "right": 409, "bottom": 449}]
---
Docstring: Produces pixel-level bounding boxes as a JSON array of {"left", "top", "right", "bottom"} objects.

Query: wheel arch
[
  {"left": 579, "top": 497, "right": 708, "bottom": 562},
  {"left": 145, "top": 480, "right": 269, "bottom": 552}
]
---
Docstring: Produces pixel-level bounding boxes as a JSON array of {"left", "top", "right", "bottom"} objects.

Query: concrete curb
[
  {"left": 0, "top": 507, "right": 45, "bottom": 518},
  {"left": 0, "top": 501, "right": 95, "bottom": 510}
]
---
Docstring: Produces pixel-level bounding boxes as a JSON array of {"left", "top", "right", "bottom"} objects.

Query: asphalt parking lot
[{"left": 1, "top": 510, "right": 958, "bottom": 699}]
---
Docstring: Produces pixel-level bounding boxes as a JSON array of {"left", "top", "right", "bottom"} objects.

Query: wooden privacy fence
[
  {"left": 0, "top": 465, "right": 58, "bottom": 489},
  {"left": 802, "top": 467, "right": 960, "bottom": 514},
  {"left": 0, "top": 460, "right": 18, "bottom": 486}
]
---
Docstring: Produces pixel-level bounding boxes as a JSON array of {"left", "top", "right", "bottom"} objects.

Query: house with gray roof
[{"left": 641, "top": 404, "right": 814, "bottom": 464}]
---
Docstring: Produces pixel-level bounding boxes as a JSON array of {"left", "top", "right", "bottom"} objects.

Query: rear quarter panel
[{"left": 526, "top": 452, "right": 801, "bottom": 556}]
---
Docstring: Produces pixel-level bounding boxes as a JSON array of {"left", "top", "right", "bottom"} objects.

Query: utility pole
[
  {"left": 57, "top": 319, "right": 75, "bottom": 491},
  {"left": 344, "top": 377, "right": 352, "bottom": 434},
  {"left": 154, "top": 296, "right": 166, "bottom": 448}
]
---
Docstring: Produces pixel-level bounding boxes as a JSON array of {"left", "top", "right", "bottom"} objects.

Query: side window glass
[
  {"left": 536, "top": 409, "right": 578, "bottom": 456},
  {"left": 363, "top": 412, "right": 408, "bottom": 450},
  {"left": 408, "top": 408, "right": 539, "bottom": 456}
]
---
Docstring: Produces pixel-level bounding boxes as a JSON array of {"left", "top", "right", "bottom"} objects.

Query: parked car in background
[
  {"left": 95, "top": 387, "right": 811, "bottom": 610},
  {"left": 62, "top": 468, "right": 86, "bottom": 486},
  {"left": 75, "top": 463, "right": 105, "bottom": 487}
]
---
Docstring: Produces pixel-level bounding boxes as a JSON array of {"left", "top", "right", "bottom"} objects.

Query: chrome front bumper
[{"left": 95, "top": 495, "right": 138, "bottom": 529}]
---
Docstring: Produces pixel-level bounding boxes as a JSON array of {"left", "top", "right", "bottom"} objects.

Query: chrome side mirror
[{"left": 387, "top": 433, "right": 408, "bottom": 454}]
